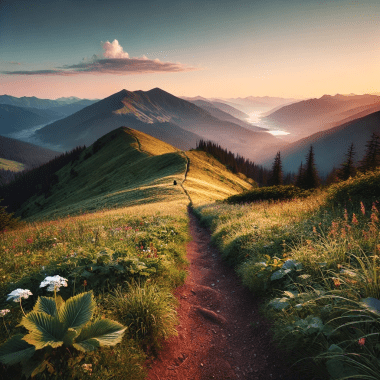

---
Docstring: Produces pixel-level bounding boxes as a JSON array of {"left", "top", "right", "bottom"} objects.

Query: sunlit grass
[
  {"left": 195, "top": 169, "right": 380, "bottom": 379},
  {"left": 184, "top": 150, "right": 253, "bottom": 205},
  {"left": 0, "top": 158, "right": 24, "bottom": 172}
]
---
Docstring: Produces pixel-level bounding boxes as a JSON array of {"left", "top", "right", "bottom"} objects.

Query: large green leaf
[
  {"left": 59, "top": 291, "right": 95, "bottom": 331},
  {"left": 32, "top": 296, "right": 61, "bottom": 316},
  {"left": 73, "top": 319, "right": 126, "bottom": 352},
  {"left": 63, "top": 328, "right": 77, "bottom": 346},
  {"left": 21, "top": 312, "right": 65, "bottom": 349},
  {"left": 0, "top": 334, "right": 36, "bottom": 365}
]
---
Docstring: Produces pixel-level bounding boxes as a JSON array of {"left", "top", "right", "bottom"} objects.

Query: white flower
[
  {"left": 7, "top": 289, "right": 33, "bottom": 302},
  {"left": 0, "top": 309, "right": 10, "bottom": 317},
  {"left": 40, "top": 275, "right": 68, "bottom": 292}
]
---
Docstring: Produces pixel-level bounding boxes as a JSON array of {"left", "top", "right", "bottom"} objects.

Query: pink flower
[{"left": 358, "top": 337, "right": 366, "bottom": 347}]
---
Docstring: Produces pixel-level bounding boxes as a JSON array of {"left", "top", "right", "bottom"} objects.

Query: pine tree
[
  {"left": 359, "top": 133, "right": 380, "bottom": 173},
  {"left": 295, "top": 162, "right": 305, "bottom": 188},
  {"left": 302, "top": 146, "right": 320, "bottom": 189},
  {"left": 337, "top": 143, "right": 356, "bottom": 181},
  {"left": 268, "top": 151, "right": 283, "bottom": 186}
]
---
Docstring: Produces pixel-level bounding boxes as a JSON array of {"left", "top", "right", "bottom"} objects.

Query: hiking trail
[{"left": 147, "top": 209, "right": 303, "bottom": 380}]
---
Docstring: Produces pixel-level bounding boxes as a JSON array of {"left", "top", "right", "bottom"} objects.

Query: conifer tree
[
  {"left": 359, "top": 133, "right": 380, "bottom": 173},
  {"left": 337, "top": 143, "right": 356, "bottom": 181},
  {"left": 295, "top": 162, "right": 305, "bottom": 188},
  {"left": 298, "top": 146, "right": 320, "bottom": 189},
  {"left": 268, "top": 151, "right": 283, "bottom": 186}
]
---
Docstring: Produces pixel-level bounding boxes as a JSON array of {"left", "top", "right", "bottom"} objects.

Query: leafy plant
[{"left": 0, "top": 291, "right": 126, "bottom": 378}]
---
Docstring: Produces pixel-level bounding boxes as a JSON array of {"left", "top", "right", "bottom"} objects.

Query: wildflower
[
  {"left": 0, "top": 309, "right": 10, "bottom": 317},
  {"left": 372, "top": 202, "right": 379, "bottom": 214},
  {"left": 40, "top": 275, "right": 68, "bottom": 292},
  {"left": 344, "top": 209, "right": 348, "bottom": 221},
  {"left": 358, "top": 337, "right": 366, "bottom": 348},
  {"left": 82, "top": 363, "right": 92, "bottom": 373},
  {"left": 352, "top": 213, "right": 359, "bottom": 225},
  {"left": 26, "top": 238, "right": 33, "bottom": 244},
  {"left": 371, "top": 212, "right": 379, "bottom": 223},
  {"left": 360, "top": 202, "right": 366, "bottom": 216},
  {"left": 332, "top": 278, "right": 341, "bottom": 287},
  {"left": 7, "top": 289, "right": 33, "bottom": 302},
  {"left": 313, "top": 226, "right": 317, "bottom": 234}
]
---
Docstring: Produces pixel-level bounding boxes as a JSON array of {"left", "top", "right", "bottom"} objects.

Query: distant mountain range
[
  {"left": 187, "top": 99, "right": 264, "bottom": 130},
  {"left": 0, "top": 95, "right": 98, "bottom": 109},
  {"left": 181, "top": 96, "right": 250, "bottom": 120},
  {"left": 0, "top": 95, "right": 100, "bottom": 134},
  {"left": 262, "top": 110, "right": 380, "bottom": 176},
  {"left": 0, "top": 104, "right": 63, "bottom": 135},
  {"left": 264, "top": 94, "right": 380, "bottom": 142},
  {"left": 34, "top": 88, "right": 280, "bottom": 161}
]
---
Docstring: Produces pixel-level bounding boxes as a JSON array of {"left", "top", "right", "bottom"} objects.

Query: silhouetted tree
[
  {"left": 268, "top": 151, "right": 283, "bottom": 186},
  {"left": 359, "top": 133, "right": 380, "bottom": 173},
  {"left": 337, "top": 143, "right": 356, "bottom": 181},
  {"left": 295, "top": 162, "right": 305, "bottom": 188},
  {"left": 196, "top": 139, "right": 271, "bottom": 186},
  {"left": 302, "top": 145, "right": 320, "bottom": 189}
]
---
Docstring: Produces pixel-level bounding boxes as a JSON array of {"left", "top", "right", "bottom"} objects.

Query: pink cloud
[{"left": 3, "top": 40, "right": 200, "bottom": 76}]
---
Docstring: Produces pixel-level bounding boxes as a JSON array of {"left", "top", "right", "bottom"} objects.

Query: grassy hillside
[
  {"left": 194, "top": 168, "right": 380, "bottom": 379},
  {"left": 0, "top": 158, "right": 24, "bottom": 172},
  {"left": 14, "top": 127, "right": 254, "bottom": 220},
  {"left": 184, "top": 150, "right": 254, "bottom": 205},
  {"left": 17, "top": 128, "right": 188, "bottom": 220}
]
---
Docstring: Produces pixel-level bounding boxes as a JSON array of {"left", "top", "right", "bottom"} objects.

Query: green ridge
[{"left": 20, "top": 128, "right": 188, "bottom": 220}]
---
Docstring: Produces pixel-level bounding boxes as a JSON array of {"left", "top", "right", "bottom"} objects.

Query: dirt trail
[{"left": 147, "top": 209, "right": 303, "bottom": 380}]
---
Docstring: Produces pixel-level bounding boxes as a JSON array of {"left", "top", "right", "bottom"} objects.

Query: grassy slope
[
  {"left": 195, "top": 170, "right": 380, "bottom": 379},
  {"left": 19, "top": 128, "right": 253, "bottom": 220},
  {"left": 184, "top": 150, "right": 254, "bottom": 205},
  {"left": 19, "top": 128, "right": 188, "bottom": 220},
  {"left": 0, "top": 158, "right": 24, "bottom": 172}
]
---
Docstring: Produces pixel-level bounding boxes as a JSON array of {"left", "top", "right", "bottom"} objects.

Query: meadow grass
[
  {"left": 184, "top": 150, "right": 253, "bottom": 205},
  {"left": 0, "top": 199, "right": 190, "bottom": 379},
  {"left": 195, "top": 169, "right": 380, "bottom": 379}
]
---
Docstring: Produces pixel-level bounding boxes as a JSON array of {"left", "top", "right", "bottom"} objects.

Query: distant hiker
[{"left": 173, "top": 180, "right": 177, "bottom": 185}]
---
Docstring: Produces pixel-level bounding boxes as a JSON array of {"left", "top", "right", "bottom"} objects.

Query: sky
[{"left": 0, "top": 0, "right": 379, "bottom": 100}]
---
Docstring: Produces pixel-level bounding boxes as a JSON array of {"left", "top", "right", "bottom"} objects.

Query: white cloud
[{"left": 102, "top": 40, "right": 129, "bottom": 58}]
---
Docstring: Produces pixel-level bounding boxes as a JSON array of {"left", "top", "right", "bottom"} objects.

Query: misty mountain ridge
[
  {"left": 264, "top": 93, "right": 380, "bottom": 141},
  {"left": 0, "top": 135, "right": 59, "bottom": 170},
  {"left": 263, "top": 110, "right": 380, "bottom": 176},
  {"left": 34, "top": 88, "right": 280, "bottom": 162},
  {"left": 0, "top": 104, "right": 63, "bottom": 135}
]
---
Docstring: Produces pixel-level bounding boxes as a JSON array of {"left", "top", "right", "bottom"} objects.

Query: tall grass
[{"left": 195, "top": 169, "right": 380, "bottom": 379}]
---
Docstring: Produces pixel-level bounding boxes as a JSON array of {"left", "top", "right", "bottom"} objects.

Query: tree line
[
  {"left": 0, "top": 145, "right": 86, "bottom": 214},
  {"left": 197, "top": 133, "right": 380, "bottom": 190},
  {"left": 270, "top": 132, "right": 380, "bottom": 189},
  {"left": 196, "top": 139, "right": 293, "bottom": 186}
]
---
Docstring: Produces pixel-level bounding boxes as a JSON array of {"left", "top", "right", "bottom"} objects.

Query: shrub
[{"left": 226, "top": 185, "right": 312, "bottom": 204}]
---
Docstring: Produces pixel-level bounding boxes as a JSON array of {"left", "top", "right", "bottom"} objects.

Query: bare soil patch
[{"left": 147, "top": 209, "right": 305, "bottom": 380}]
